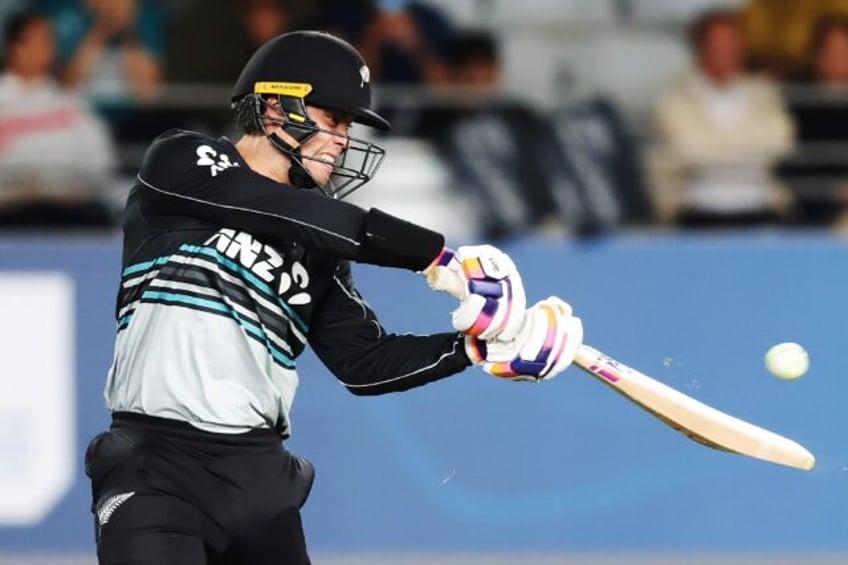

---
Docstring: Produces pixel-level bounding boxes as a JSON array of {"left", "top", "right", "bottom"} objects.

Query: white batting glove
[
  {"left": 465, "top": 296, "right": 583, "bottom": 382},
  {"left": 424, "top": 245, "right": 526, "bottom": 341}
]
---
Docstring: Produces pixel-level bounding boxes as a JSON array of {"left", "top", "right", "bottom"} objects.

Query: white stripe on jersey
[
  {"left": 169, "top": 253, "right": 308, "bottom": 344},
  {"left": 148, "top": 278, "right": 295, "bottom": 356},
  {"left": 120, "top": 252, "right": 307, "bottom": 346},
  {"left": 123, "top": 269, "right": 161, "bottom": 289}
]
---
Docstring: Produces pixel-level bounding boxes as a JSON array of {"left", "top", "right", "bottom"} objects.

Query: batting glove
[
  {"left": 465, "top": 296, "right": 583, "bottom": 382},
  {"left": 424, "top": 245, "right": 526, "bottom": 341}
]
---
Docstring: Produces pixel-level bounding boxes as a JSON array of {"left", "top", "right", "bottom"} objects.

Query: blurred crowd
[{"left": 4, "top": 0, "right": 848, "bottom": 238}]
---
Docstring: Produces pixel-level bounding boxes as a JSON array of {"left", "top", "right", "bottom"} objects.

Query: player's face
[{"left": 299, "top": 107, "right": 354, "bottom": 187}]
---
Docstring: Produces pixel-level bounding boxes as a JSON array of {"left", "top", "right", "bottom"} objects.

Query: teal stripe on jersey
[
  {"left": 123, "top": 256, "right": 172, "bottom": 277},
  {"left": 178, "top": 244, "right": 308, "bottom": 333},
  {"left": 117, "top": 313, "right": 133, "bottom": 329},
  {"left": 141, "top": 290, "right": 295, "bottom": 368}
]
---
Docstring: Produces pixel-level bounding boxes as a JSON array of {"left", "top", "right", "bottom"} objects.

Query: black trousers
[{"left": 85, "top": 412, "right": 314, "bottom": 565}]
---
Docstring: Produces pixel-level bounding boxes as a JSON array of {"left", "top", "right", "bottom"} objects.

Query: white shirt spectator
[
  {"left": 0, "top": 72, "right": 116, "bottom": 207},
  {"left": 657, "top": 70, "right": 794, "bottom": 214}
]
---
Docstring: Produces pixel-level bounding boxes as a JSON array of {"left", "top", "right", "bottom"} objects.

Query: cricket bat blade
[{"left": 573, "top": 345, "right": 816, "bottom": 471}]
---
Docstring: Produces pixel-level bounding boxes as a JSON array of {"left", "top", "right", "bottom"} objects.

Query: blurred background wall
[
  {"left": 2, "top": 235, "right": 847, "bottom": 564},
  {"left": 2, "top": 0, "right": 848, "bottom": 563}
]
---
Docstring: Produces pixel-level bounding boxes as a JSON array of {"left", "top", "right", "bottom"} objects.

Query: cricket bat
[
  {"left": 574, "top": 345, "right": 815, "bottom": 471},
  {"left": 427, "top": 267, "right": 816, "bottom": 471}
]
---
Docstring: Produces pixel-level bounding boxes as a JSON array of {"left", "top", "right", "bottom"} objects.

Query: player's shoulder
[
  {"left": 138, "top": 129, "right": 243, "bottom": 187},
  {"left": 147, "top": 128, "right": 229, "bottom": 152}
]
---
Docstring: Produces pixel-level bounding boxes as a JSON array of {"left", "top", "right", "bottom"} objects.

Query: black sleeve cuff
[{"left": 355, "top": 208, "right": 445, "bottom": 271}]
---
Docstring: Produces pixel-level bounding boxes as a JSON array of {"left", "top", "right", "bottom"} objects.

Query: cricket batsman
[{"left": 84, "top": 30, "right": 583, "bottom": 564}]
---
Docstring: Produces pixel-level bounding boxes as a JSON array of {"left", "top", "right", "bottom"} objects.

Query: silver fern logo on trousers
[{"left": 96, "top": 492, "right": 135, "bottom": 526}]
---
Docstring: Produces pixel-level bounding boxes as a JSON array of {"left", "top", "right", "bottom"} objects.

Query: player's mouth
[{"left": 313, "top": 153, "right": 337, "bottom": 173}]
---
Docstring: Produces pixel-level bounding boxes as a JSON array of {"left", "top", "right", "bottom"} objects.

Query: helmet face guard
[
  {"left": 231, "top": 31, "right": 392, "bottom": 199},
  {"left": 324, "top": 132, "right": 386, "bottom": 200},
  {"left": 246, "top": 93, "right": 386, "bottom": 199}
]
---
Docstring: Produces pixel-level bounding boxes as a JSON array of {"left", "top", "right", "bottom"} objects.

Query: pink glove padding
[
  {"left": 465, "top": 296, "right": 583, "bottom": 382},
  {"left": 426, "top": 245, "right": 527, "bottom": 341}
]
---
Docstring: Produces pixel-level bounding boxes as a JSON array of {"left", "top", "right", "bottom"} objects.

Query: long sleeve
[
  {"left": 307, "top": 262, "right": 472, "bottom": 395},
  {"left": 132, "top": 129, "right": 443, "bottom": 271}
]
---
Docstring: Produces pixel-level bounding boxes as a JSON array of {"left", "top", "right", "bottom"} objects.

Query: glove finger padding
[
  {"left": 449, "top": 245, "right": 526, "bottom": 341},
  {"left": 466, "top": 296, "right": 583, "bottom": 382}
]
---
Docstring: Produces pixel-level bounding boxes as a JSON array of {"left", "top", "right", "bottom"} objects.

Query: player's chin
[{"left": 306, "top": 164, "right": 333, "bottom": 187}]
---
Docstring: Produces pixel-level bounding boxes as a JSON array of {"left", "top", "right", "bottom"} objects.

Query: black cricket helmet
[{"left": 231, "top": 30, "right": 389, "bottom": 198}]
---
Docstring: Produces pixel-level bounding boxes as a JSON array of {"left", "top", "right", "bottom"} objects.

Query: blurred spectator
[
  {"left": 51, "top": 0, "right": 164, "bottom": 108},
  {"left": 44, "top": 0, "right": 167, "bottom": 150},
  {"left": 652, "top": 9, "right": 795, "bottom": 228},
  {"left": 312, "top": 0, "right": 376, "bottom": 46},
  {"left": 779, "top": 16, "right": 848, "bottom": 226},
  {"left": 449, "top": 30, "right": 500, "bottom": 90},
  {"left": 389, "top": 29, "right": 503, "bottom": 140},
  {"left": 241, "top": 0, "right": 290, "bottom": 48},
  {"left": 808, "top": 16, "right": 848, "bottom": 87},
  {"left": 0, "top": 10, "right": 117, "bottom": 229},
  {"left": 355, "top": 0, "right": 453, "bottom": 85},
  {"left": 743, "top": 0, "right": 848, "bottom": 79}
]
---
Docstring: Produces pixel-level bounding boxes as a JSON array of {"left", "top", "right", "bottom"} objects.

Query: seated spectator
[
  {"left": 312, "top": 0, "right": 375, "bottom": 46},
  {"left": 809, "top": 16, "right": 848, "bottom": 89},
  {"left": 54, "top": 0, "right": 163, "bottom": 106},
  {"left": 652, "top": 9, "right": 796, "bottom": 228},
  {"left": 449, "top": 30, "right": 500, "bottom": 90},
  {"left": 48, "top": 0, "right": 164, "bottom": 146},
  {"left": 391, "top": 29, "right": 503, "bottom": 140},
  {"left": 0, "top": 11, "right": 118, "bottom": 229},
  {"left": 241, "top": 0, "right": 290, "bottom": 49},
  {"left": 354, "top": 0, "right": 453, "bottom": 85},
  {"left": 743, "top": 0, "right": 848, "bottom": 79},
  {"left": 780, "top": 16, "right": 848, "bottom": 226}
]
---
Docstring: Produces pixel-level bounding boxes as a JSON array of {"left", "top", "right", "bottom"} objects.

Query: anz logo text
[{"left": 206, "top": 229, "right": 311, "bottom": 305}]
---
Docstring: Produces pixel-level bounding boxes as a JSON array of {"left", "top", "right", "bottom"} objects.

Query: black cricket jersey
[{"left": 104, "top": 129, "right": 471, "bottom": 437}]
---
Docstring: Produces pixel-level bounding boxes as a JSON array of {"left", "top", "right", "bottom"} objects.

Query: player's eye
[{"left": 326, "top": 111, "right": 352, "bottom": 133}]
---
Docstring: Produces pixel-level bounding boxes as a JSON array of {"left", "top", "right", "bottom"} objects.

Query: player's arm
[
  {"left": 135, "top": 131, "right": 442, "bottom": 271},
  {"left": 137, "top": 132, "right": 528, "bottom": 342},
  {"left": 307, "top": 262, "right": 472, "bottom": 395}
]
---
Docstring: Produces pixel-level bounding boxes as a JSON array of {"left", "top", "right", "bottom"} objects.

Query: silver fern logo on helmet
[{"left": 359, "top": 65, "right": 370, "bottom": 87}]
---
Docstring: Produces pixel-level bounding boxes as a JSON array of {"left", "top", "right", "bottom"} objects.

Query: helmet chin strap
[
  {"left": 257, "top": 95, "right": 324, "bottom": 191},
  {"left": 267, "top": 132, "right": 317, "bottom": 190}
]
